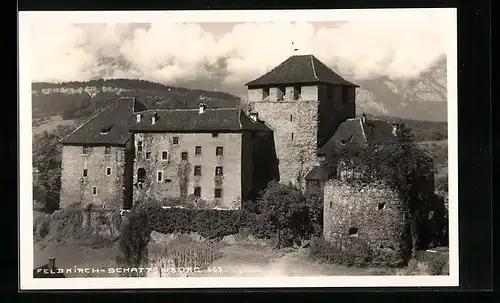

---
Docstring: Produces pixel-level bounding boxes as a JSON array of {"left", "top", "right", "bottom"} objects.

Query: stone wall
[
  {"left": 60, "top": 145, "right": 128, "bottom": 209},
  {"left": 250, "top": 99, "right": 320, "bottom": 188},
  {"left": 323, "top": 180, "right": 412, "bottom": 266},
  {"left": 132, "top": 132, "right": 243, "bottom": 209}
]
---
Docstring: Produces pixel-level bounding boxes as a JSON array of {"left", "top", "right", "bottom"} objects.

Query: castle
[{"left": 59, "top": 54, "right": 408, "bottom": 210}]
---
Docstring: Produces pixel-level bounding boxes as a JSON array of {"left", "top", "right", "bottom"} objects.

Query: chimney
[
  {"left": 392, "top": 122, "right": 398, "bottom": 136},
  {"left": 249, "top": 112, "right": 259, "bottom": 122},
  {"left": 152, "top": 112, "right": 157, "bottom": 125},
  {"left": 48, "top": 257, "right": 56, "bottom": 271},
  {"left": 199, "top": 102, "right": 206, "bottom": 114},
  {"left": 361, "top": 113, "right": 367, "bottom": 124},
  {"left": 136, "top": 113, "right": 142, "bottom": 123}
]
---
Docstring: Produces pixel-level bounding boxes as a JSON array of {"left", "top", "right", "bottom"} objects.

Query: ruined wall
[
  {"left": 250, "top": 98, "right": 319, "bottom": 188},
  {"left": 60, "top": 145, "right": 127, "bottom": 209},
  {"left": 323, "top": 180, "right": 412, "bottom": 266},
  {"left": 133, "top": 132, "right": 243, "bottom": 209}
]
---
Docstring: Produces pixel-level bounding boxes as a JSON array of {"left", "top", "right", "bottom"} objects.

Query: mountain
[
  {"left": 355, "top": 56, "right": 447, "bottom": 122},
  {"left": 31, "top": 79, "right": 241, "bottom": 120}
]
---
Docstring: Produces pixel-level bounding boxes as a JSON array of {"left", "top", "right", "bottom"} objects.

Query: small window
[
  {"left": 157, "top": 171, "right": 163, "bottom": 182},
  {"left": 104, "top": 146, "right": 111, "bottom": 155},
  {"left": 172, "top": 137, "right": 179, "bottom": 145},
  {"left": 161, "top": 151, "right": 168, "bottom": 160},
  {"left": 82, "top": 146, "right": 90, "bottom": 155},
  {"left": 263, "top": 87, "right": 270, "bottom": 99},
  {"left": 137, "top": 141, "right": 143, "bottom": 152},
  {"left": 83, "top": 169, "right": 88, "bottom": 177},
  {"left": 146, "top": 151, "right": 151, "bottom": 159},
  {"left": 181, "top": 152, "right": 188, "bottom": 161},
  {"left": 195, "top": 146, "right": 202, "bottom": 155},
  {"left": 291, "top": 133, "right": 294, "bottom": 140},
  {"left": 290, "top": 114, "right": 293, "bottom": 122},
  {"left": 194, "top": 165, "right": 202, "bottom": 176},
  {"left": 212, "top": 132, "right": 219, "bottom": 137},
  {"left": 348, "top": 227, "right": 358, "bottom": 236},
  {"left": 215, "top": 166, "right": 223, "bottom": 176},
  {"left": 194, "top": 187, "right": 201, "bottom": 197},
  {"left": 216, "top": 146, "right": 224, "bottom": 156},
  {"left": 92, "top": 186, "right": 97, "bottom": 195},
  {"left": 214, "top": 188, "right": 222, "bottom": 198},
  {"left": 106, "top": 167, "right": 111, "bottom": 176}
]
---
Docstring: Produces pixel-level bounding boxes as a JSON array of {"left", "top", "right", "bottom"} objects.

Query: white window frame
[
  {"left": 157, "top": 171, "right": 164, "bottom": 183},
  {"left": 161, "top": 150, "right": 169, "bottom": 161},
  {"left": 92, "top": 186, "right": 97, "bottom": 196},
  {"left": 106, "top": 167, "right": 111, "bottom": 176}
]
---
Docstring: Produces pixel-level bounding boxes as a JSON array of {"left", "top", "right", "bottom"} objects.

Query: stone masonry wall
[
  {"left": 133, "top": 132, "right": 243, "bottom": 209},
  {"left": 60, "top": 145, "right": 127, "bottom": 209},
  {"left": 250, "top": 98, "right": 319, "bottom": 188},
  {"left": 323, "top": 180, "right": 412, "bottom": 266}
]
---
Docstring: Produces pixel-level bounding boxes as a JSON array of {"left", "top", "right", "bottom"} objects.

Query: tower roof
[{"left": 246, "top": 54, "right": 358, "bottom": 87}]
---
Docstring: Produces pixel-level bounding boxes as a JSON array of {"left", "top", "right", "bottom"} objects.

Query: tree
[
  {"left": 257, "top": 181, "right": 309, "bottom": 247},
  {"left": 32, "top": 124, "right": 75, "bottom": 212}
]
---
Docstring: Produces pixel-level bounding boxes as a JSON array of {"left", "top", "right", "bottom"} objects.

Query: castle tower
[{"left": 246, "top": 54, "right": 358, "bottom": 187}]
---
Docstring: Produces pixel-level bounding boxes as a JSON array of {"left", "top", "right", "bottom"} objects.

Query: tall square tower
[{"left": 246, "top": 54, "right": 358, "bottom": 186}]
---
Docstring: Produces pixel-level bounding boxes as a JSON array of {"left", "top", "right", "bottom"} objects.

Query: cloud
[{"left": 30, "top": 11, "right": 454, "bottom": 90}]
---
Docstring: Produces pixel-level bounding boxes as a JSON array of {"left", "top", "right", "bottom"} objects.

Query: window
[
  {"left": 290, "top": 114, "right": 293, "bottom": 122},
  {"left": 146, "top": 151, "right": 151, "bottom": 159},
  {"left": 194, "top": 187, "right": 201, "bottom": 197},
  {"left": 157, "top": 171, "right": 163, "bottom": 182},
  {"left": 161, "top": 151, "right": 168, "bottom": 161},
  {"left": 181, "top": 152, "right": 188, "bottom": 161},
  {"left": 104, "top": 146, "right": 111, "bottom": 155},
  {"left": 214, "top": 188, "right": 222, "bottom": 198},
  {"left": 137, "top": 141, "right": 143, "bottom": 152},
  {"left": 348, "top": 227, "right": 359, "bottom": 236},
  {"left": 82, "top": 146, "right": 90, "bottom": 155},
  {"left": 106, "top": 167, "right": 111, "bottom": 176},
  {"left": 216, "top": 146, "right": 224, "bottom": 156},
  {"left": 215, "top": 166, "right": 223, "bottom": 176},
  {"left": 92, "top": 186, "right": 97, "bottom": 195},
  {"left": 83, "top": 169, "right": 88, "bottom": 177},
  {"left": 291, "top": 133, "right": 294, "bottom": 140},
  {"left": 195, "top": 146, "right": 202, "bottom": 155},
  {"left": 212, "top": 132, "right": 219, "bottom": 137},
  {"left": 263, "top": 87, "right": 270, "bottom": 99},
  {"left": 194, "top": 165, "right": 202, "bottom": 176},
  {"left": 173, "top": 137, "right": 179, "bottom": 145},
  {"left": 137, "top": 168, "right": 146, "bottom": 183}
]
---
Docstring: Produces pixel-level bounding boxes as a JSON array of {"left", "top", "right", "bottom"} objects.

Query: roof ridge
[
  {"left": 136, "top": 107, "right": 238, "bottom": 113},
  {"left": 59, "top": 98, "right": 123, "bottom": 143},
  {"left": 310, "top": 55, "right": 319, "bottom": 81}
]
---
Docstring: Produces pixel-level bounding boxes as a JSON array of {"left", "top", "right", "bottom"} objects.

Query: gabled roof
[
  {"left": 317, "top": 117, "right": 398, "bottom": 156},
  {"left": 305, "top": 165, "right": 337, "bottom": 181},
  {"left": 61, "top": 97, "right": 135, "bottom": 146},
  {"left": 246, "top": 54, "right": 358, "bottom": 87},
  {"left": 129, "top": 108, "right": 272, "bottom": 133}
]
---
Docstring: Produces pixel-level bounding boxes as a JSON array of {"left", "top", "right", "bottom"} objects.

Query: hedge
[{"left": 138, "top": 205, "right": 274, "bottom": 240}]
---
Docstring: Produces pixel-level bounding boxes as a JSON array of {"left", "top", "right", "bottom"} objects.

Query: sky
[{"left": 29, "top": 9, "right": 455, "bottom": 97}]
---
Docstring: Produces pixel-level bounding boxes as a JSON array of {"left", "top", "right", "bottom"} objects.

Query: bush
[
  {"left": 309, "top": 237, "right": 372, "bottom": 268},
  {"left": 428, "top": 253, "right": 449, "bottom": 275},
  {"left": 117, "top": 211, "right": 152, "bottom": 268}
]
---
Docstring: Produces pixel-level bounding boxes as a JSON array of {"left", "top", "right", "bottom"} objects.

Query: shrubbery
[{"left": 309, "top": 237, "right": 373, "bottom": 268}]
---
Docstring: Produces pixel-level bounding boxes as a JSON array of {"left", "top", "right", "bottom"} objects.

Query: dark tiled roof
[
  {"left": 61, "top": 98, "right": 135, "bottom": 146},
  {"left": 317, "top": 117, "right": 398, "bottom": 156},
  {"left": 305, "top": 165, "right": 337, "bottom": 181},
  {"left": 129, "top": 108, "right": 272, "bottom": 133},
  {"left": 246, "top": 55, "right": 358, "bottom": 87}
]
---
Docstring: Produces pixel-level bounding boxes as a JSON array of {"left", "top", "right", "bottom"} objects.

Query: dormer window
[{"left": 100, "top": 124, "right": 113, "bottom": 134}]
